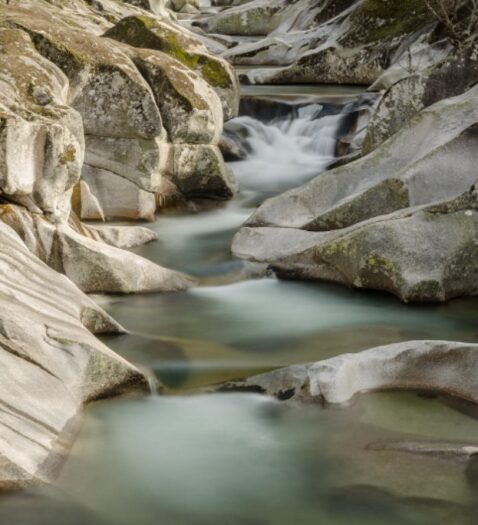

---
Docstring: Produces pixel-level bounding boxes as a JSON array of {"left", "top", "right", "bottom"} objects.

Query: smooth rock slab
[
  {"left": 0, "top": 220, "right": 148, "bottom": 489},
  {"left": 220, "top": 341, "right": 478, "bottom": 405},
  {"left": 234, "top": 182, "right": 478, "bottom": 302},
  {"left": 0, "top": 204, "right": 193, "bottom": 294}
]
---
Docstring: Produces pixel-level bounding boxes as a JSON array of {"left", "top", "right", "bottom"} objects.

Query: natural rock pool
[{"left": 3, "top": 84, "right": 478, "bottom": 525}]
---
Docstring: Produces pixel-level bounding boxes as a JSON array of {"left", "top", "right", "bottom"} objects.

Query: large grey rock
[
  {"left": 0, "top": 1, "right": 239, "bottom": 216},
  {"left": 0, "top": 220, "right": 148, "bottom": 489},
  {"left": 84, "top": 135, "right": 167, "bottom": 193},
  {"left": 248, "top": 85, "right": 478, "bottom": 231},
  {"left": 131, "top": 47, "right": 224, "bottom": 144},
  {"left": 198, "top": 0, "right": 288, "bottom": 36},
  {"left": 221, "top": 340, "right": 478, "bottom": 405},
  {"left": 166, "top": 143, "right": 237, "bottom": 199},
  {"left": 0, "top": 5, "right": 164, "bottom": 140},
  {"left": 233, "top": 184, "right": 478, "bottom": 302},
  {"left": 364, "top": 43, "right": 478, "bottom": 153}
]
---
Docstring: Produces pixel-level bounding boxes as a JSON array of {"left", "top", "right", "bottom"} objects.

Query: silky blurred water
[
  {"left": 2, "top": 90, "right": 477, "bottom": 525},
  {"left": 97, "top": 99, "right": 478, "bottom": 390},
  {"left": 15, "top": 391, "right": 478, "bottom": 525}
]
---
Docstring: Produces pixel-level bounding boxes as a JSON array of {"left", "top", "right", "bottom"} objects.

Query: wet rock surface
[{"left": 220, "top": 340, "right": 478, "bottom": 404}]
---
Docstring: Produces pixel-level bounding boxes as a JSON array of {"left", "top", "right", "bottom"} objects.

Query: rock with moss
[
  {"left": 130, "top": 46, "right": 224, "bottom": 144},
  {"left": 220, "top": 340, "right": 478, "bottom": 404},
  {"left": 233, "top": 182, "right": 478, "bottom": 302},
  {"left": 0, "top": 203, "right": 194, "bottom": 293},
  {"left": 223, "top": 0, "right": 438, "bottom": 86},
  {"left": 247, "top": 85, "right": 478, "bottom": 231},
  {"left": 1, "top": 5, "right": 164, "bottom": 139},
  {"left": 0, "top": 1, "right": 238, "bottom": 214},
  {"left": 104, "top": 15, "right": 239, "bottom": 119},
  {"left": 0, "top": 219, "right": 149, "bottom": 490},
  {"left": 219, "top": 0, "right": 449, "bottom": 85}
]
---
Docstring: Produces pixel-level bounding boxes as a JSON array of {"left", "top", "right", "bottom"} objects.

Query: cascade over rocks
[
  {"left": 0, "top": 0, "right": 243, "bottom": 490},
  {"left": 232, "top": 81, "right": 478, "bottom": 302},
  {"left": 245, "top": 85, "right": 478, "bottom": 231}
]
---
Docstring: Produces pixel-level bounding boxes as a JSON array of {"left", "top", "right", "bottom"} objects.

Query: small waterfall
[{"left": 225, "top": 104, "right": 347, "bottom": 194}]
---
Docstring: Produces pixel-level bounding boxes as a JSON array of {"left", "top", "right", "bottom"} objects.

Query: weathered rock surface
[
  {"left": 234, "top": 181, "right": 478, "bottom": 302},
  {"left": 0, "top": 204, "right": 192, "bottom": 293},
  {"left": 104, "top": 14, "right": 239, "bottom": 119},
  {"left": 0, "top": 27, "right": 84, "bottom": 217},
  {"left": 221, "top": 341, "right": 478, "bottom": 405},
  {"left": 0, "top": 0, "right": 238, "bottom": 222},
  {"left": 247, "top": 86, "right": 478, "bottom": 232},
  {"left": 81, "top": 165, "right": 158, "bottom": 221},
  {"left": 167, "top": 144, "right": 238, "bottom": 199},
  {"left": 0, "top": 220, "right": 148, "bottom": 489},
  {"left": 74, "top": 221, "right": 158, "bottom": 250},
  {"left": 206, "top": 0, "right": 440, "bottom": 87}
]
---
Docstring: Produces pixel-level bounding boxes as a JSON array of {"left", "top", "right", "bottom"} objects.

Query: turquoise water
[{"left": 57, "top": 391, "right": 478, "bottom": 525}]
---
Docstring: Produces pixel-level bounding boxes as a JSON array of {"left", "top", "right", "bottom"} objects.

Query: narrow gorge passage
[
  {"left": 2, "top": 0, "right": 478, "bottom": 524},
  {"left": 8, "top": 83, "right": 474, "bottom": 525}
]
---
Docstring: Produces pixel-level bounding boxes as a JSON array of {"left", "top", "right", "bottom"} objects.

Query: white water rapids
[{"left": 228, "top": 104, "right": 342, "bottom": 193}]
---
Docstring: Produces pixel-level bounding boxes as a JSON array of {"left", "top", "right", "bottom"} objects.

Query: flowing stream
[{"left": 3, "top": 85, "right": 478, "bottom": 524}]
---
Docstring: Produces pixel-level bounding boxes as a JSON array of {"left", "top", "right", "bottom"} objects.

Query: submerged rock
[{"left": 221, "top": 341, "right": 478, "bottom": 405}]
